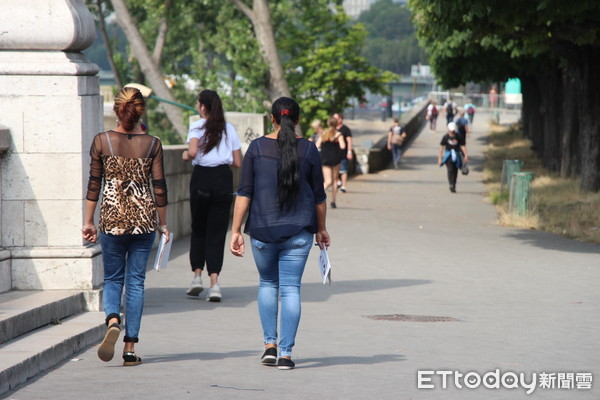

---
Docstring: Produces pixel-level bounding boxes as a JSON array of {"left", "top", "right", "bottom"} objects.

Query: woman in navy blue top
[{"left": 230, "top": 97, "right": 330, "bottom": 370}]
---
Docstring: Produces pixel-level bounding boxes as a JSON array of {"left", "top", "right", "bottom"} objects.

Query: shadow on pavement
[
  {"left": 142, "top": 350, "right": 257, "bottom": 364},
  {"left": 143, "top": 279, "right": 432, "bottom": 314},
  {"left": 504, "top": 230, "right": 600, "bottom": 255},
  {"left": 298, "top": 353, "right": 405, "bottom": 368}
]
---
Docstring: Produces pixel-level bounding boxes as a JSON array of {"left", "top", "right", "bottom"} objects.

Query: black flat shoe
[
  {"left": 123, "top": 351, "right": 142, "bottom": 366},
  {"left": 277, "top": 357, "right": 295, "bottom": 370},
  {"left": 97, "top": 323, "right": 120, "bottom": 362},
  {"left": 261, "top": 347, "right": 277, "bottom": 365}
]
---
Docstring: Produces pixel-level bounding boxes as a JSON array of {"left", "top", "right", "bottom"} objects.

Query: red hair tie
[{"left": 281, "top": 109, "right": 290, "bottom": 116}]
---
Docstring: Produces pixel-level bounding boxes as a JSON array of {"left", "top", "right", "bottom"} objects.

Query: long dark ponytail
[
  {"left": 272, "top": 97, "right": 301, "bottom": 210},
  {"left": 198, "top": 89, "right": 226, "bottom": 154}
]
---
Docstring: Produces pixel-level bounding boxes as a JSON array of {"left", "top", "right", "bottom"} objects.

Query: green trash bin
[
  {"left": 509, "top": 172, "right": 534, "bottom": 216},
  {"left": 501, "top": 160, "right": 522, "bottom": 192}
]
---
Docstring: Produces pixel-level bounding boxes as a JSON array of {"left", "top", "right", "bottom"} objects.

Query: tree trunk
[
  {"left": 560, "top": 64, "right": 580, "bottom": 178},
  {"left": 95, "top": 0, "right": 122, "bottom": 88},
  {"left": 110, "top": 0, "right": 188, "bottom": 139},
  {"left": 231, "top": 0, "right": 291, "bottom": 101},
  {"left": 576, "top": 46, "right": 600, "bottom": 192},
  {"left": 152, "top": 0, "right": 172, "bottom": 65},
  {"left": 538, "top": 68, "right": 562, "bottom": 172}
]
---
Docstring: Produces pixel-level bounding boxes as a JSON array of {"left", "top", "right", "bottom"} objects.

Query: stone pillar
[{"left": 0, "top": 0, "right": 103, "bottom": 308}]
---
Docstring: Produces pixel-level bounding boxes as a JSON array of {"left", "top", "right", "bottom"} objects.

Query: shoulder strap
[
  {"left": 104, "top": 131, "right": 114, "bottom": 156},
  {"left": 146, "top": 137, "right": 157, "bottom": 158}
]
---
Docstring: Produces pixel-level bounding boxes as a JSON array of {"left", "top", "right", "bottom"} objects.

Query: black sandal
[
  {"left": 123, "top": 351, "right": 142, "bottom": 366},
  {"left": 97, "top": 323, "right": 120, "bottom": 362}
]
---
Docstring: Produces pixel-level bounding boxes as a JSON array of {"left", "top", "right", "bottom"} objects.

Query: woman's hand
[
  {"left": 82, "top": 225, "right": 97, "bottom": 243},
  {"left": 230, "top": 232, "right": 245, "bottom": 257},
  {"left": 182, "top": 150, "right": 189, "bottom": 161},
  {"left": 315, "top": 230, "right": 330, "bottom": 250},
  {"left": 162, "top": 228, "right": 171, "bottom": 243}
]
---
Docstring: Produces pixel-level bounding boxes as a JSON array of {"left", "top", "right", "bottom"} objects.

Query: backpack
[
  {"left": 446, "top": 102, "right": 454, "bottom": 117},
  {"left": 467, "top": 105, "right": 474, "bottom": 115},
  {"left": 431, "top": 106, "right": 438, "bottom": 116}
]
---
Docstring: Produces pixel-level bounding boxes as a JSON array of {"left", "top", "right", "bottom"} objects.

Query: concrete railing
[{"left": 355, "top": 99, "right": 429, "bottom": 174}]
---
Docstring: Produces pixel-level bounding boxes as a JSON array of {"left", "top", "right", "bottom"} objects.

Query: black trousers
[
  {"left": 189, "top": 165, "right": 233, "bottom": 275},
  {"left": 446, "top": 161, "right": 458, "bottom": 188}
]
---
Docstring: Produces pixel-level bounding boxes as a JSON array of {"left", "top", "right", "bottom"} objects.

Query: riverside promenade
[{"left": 4, "top": 111, "right": 599, "bottom": 400}]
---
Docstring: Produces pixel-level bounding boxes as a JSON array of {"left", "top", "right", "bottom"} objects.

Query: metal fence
[{"left": 428, "top": 91, "right": 522, "bottom": 110}]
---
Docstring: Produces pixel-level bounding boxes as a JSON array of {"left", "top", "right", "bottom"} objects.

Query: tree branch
[
  {"left": 231, "top": 0, "right": 255, "bottom": 22},
  {"left": 152, "top": 0, "right": 172, "bottom": 65}
]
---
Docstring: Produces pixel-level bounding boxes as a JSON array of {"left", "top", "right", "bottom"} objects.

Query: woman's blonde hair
[
  {"left": 113, "top": 87, "right": 146, "bottom": 131},
  {"left": 321, "top": 117, "right": 338, "bottom": 141}
]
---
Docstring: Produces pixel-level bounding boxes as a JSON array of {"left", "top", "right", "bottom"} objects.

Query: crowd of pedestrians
[
  {"left": 83, "top": 86, "right": 477, "bottom": 371},
  {"left": 84, "top": 88, "right": 341, "bottom": 371}
]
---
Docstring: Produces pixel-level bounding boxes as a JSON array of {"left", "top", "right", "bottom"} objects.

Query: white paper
[
  {"left": 318, "top": 247, "right": 332, "bottom": 285},
  {"left": 153, "top": 233, "right": 172, "bottom": 271}
]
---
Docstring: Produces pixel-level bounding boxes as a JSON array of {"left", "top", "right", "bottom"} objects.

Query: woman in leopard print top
[{"left": 82, "top": 87, "right": 169, "bottom": 367}]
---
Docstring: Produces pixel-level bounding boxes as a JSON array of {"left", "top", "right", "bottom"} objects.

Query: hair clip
[{"left": 281, "top": 109, "right": 290, "bottom": 116}]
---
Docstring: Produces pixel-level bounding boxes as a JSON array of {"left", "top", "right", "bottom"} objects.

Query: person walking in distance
[
  {"left": 438, "top": 122, "right": 469, "bottom": 193},
  {"left": 386, "top": 117, "right": 407, "bottom": 169},
  {"left": 182, "top": 90, "right": 242, "bottom": 302},
  {"left": 230, "top": 97, "right": 329, "bottom": 370},
  {"left": 83, "top": 87, "right": 170, "bottom": 366},
  {"left": 454, "top": 109, "right": 470, "bottom": 142},
  {"left": 316, "top": 117, "right": 346, "bottom": 208},
  {"left": 443, "top": 97, "right": 457, "bottom": 125},
  {"left": 333, "top": 112, "right": 352, "bottom": 193},
  {"left": 426, "top": 101, "right": 439, "bottom": 131}
]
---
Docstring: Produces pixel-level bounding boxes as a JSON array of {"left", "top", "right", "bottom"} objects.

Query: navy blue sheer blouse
[{"left": 237, "top": 136, "right": 326, "bottom": 243}]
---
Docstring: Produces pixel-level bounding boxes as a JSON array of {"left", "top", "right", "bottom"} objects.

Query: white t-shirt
[{"left": 187, "top": 118, "right": 241, "bottom": 167}]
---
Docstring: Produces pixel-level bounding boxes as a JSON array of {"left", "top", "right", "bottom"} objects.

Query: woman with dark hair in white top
[{"left": 182, "top": 90, "right": 242, "bottom": 301}]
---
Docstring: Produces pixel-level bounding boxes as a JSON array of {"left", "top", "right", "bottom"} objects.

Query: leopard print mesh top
[{"left": 86, "top": 131, "right": 168, "bottom": 235}]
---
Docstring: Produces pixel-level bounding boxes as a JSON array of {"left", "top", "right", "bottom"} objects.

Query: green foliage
[
  {"left": 357, "top": 0, "right": 427, "bottom": 75},
  {"left": 92, "top": 0, "right": 395, "bottom": 139},
  {"left": 407, "top": 0, "right": 600, "bottom": 87},
  {"left": 275, "top": 2, "right": 397, "bottom": 131}
]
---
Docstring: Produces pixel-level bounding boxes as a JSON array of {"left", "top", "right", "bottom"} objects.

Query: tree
[
  {"left": 109, "top": 0, "right": 187, "bottom": 139},
  {"left": 231, "top": 0, "right": 291, "bottom": 100},
  {"left": 358, "top": 0, "right": 427, "bottom": 75},
  {"left": 408, "top": 0, "right": 600, "bottom": 192},
  {"left": 276, "top": 1, "right": 396, "bottom": 128},
  {"left": 90, "top": 0, "right": 122, "bottom": 87}
]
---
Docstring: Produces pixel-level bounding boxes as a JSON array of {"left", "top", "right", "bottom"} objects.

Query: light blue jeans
[
  {"left": 100, "top": 231, "right": 155, "bottom": 342},
  {"left": 250, "top": 229, "right": 313, "bottom": 357}
]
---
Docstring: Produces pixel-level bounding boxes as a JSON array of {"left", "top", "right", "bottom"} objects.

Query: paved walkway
[{"left": 5, "top": 112, "right": 599, "bottom": 400}]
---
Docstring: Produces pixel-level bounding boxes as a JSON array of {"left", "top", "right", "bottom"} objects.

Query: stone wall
[{"left": 355, "top": 100, "right": 429, "bottom": 174}]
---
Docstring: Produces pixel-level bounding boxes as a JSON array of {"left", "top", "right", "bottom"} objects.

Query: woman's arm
[
  {"left": 230, "top": 196, "right": 251, "bottom": 257},
  {"left": 315, "top": 202, "right": 330, "bottom": 249},
  {"left": 315, "top": 136, "right": 322, "bottom": 149},
  {"left": 82, "top": 200, "right": 98, "bottom": 243},
  {"left": 438, "top": 145, "right": 444, "bottom": 165},
  {"left": 231, "top": 149, "right": 242, "bottom": 168},
  {"left": 387, "top": 130, "right": 393, "bottom": 150}
]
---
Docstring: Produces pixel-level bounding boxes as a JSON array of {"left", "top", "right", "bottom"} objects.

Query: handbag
[{"left": 461, "top": 162, "right": 470, "bottom": 175}]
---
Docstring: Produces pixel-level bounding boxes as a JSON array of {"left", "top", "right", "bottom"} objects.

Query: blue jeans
[
  {"left": 250, "top": 229, "right": 313, "bottom": 357},
  {"left": 100, "top": 231, "right": 155, "bottom": 342},
  {"left": 391, "top": 144, "right": 403, "bottom": 166}
]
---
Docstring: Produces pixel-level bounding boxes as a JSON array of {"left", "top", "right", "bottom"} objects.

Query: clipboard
[
  {"left": 153, "top": 233, "right": 172, "bottom": 271},
  {"left": 318, "top": 247, "right": 332, "bottom": 285}
]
